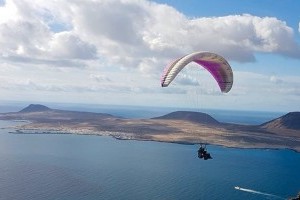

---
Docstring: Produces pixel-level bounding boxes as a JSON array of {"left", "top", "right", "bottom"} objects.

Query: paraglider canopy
[{"left": 161, "top": 51, "right": 233, "bottom": 93}]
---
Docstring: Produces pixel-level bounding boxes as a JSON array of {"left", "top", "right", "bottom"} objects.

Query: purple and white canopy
[{"left": 161, "top": 51, "right": 233, "bottom": 93}]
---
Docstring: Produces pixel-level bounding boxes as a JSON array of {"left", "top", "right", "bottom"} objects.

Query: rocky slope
[{"left": 261, "top": 112, "right": 300, "bottom": 130}]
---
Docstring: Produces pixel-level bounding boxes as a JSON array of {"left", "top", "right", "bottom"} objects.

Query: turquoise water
[{"left": 0, "top": 108, "right": 299, "bottom": 200}]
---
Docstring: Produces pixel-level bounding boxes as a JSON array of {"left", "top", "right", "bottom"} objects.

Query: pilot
[{"left": 198, "top": 144, "right": 212, "bottom": 160}]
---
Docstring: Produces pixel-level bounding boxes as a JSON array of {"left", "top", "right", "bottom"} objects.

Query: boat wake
[{"left": 234, "top": 186, "right": 284, "bottom": 199}]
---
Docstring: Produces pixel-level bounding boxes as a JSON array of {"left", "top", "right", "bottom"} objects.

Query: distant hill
[
  {"left": 1, "top": 104, "right": 300, "bottom": 152},
  {"left": 13, "top": 104, "right": 115, "bottom": 121},
  {"left": 19, "top": 104, "right": 51, "bottom": 113},
  {"left": 153, "top": 111, "right": 220, "bottom": 125},
  {"left": 261, "top": 112, "right": 300, "bottom": 130},
  {"left": 2, "top": 104, "right": 300, "bottom": 132}
]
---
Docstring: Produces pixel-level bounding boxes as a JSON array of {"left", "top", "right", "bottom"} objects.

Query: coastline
[
  {"left": 1, "top": 120, "right": 299, "bottom": 200},
  {"left": 0, "top": 105, "right": 299, "bottom": 154},
  {"left": 7, "top": 126, "right": 300, "bottom": 153}
]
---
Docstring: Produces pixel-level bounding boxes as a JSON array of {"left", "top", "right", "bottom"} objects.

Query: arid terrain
[{"left": 1, "top": 104, "right": 299, "bottom": 152}]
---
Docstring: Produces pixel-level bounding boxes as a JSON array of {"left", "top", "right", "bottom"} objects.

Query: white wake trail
[{"left": 234, "top": 186, "right": 284, "bottom": 199}]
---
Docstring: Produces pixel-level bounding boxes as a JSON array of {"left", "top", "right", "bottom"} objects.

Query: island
[{"left": 0, "top": 104, "right": 299, "bottom": 152}]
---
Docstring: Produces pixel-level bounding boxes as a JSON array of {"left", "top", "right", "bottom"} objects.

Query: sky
[{"left": 0, "top": 0, "right": 299, "bottom": 112}]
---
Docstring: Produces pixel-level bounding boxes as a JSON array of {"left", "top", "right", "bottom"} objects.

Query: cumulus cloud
[
  {"left": 0, "top": 0, "right": 300, "bottom": 71},
  {"left": 48, "top": 32, "right": 97, "bottom": 60},
  {"left": 0, "top": 0, "right": 300, "bottom": 110},
  {"left": 0, "top": 17, "right": 50, "bottom": 57}
]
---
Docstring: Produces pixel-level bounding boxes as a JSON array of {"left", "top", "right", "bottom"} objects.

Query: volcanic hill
[
  {"left": 0, "top": 104, "right": 299, "bottom": 152},
  {"left": 153, "top": 111, "right": 220, "bottom": 125},
  {"left": 261, "top": 112, "right": 300, "bottom": 130}
]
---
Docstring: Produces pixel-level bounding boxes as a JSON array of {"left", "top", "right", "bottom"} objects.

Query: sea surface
[{"left": 0, "top": 105, "right": 299, "bottom": 200}]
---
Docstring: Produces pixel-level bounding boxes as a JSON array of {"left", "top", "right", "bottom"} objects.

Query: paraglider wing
[{"left": 161, "top": 52, "right": 233, "bottom": 93}]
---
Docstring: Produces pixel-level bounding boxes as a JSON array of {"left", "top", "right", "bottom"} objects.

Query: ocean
[{"left": 0, "top": 105, "right": 299, "bottom": 200}]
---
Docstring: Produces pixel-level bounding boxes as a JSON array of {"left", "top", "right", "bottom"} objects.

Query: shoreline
[
  {"left": 7, "top": 127, "right": 300, "bottom": 153},
  {"left": 0, "top": 107, "right": 299, "bottom": 154}
]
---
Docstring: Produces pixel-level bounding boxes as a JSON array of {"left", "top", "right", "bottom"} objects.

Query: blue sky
[
  {"left": 154, "top": 0, "right": 299, "bottom": 27},
  {"left": 0, "top": 0, "right": 299, "bottom": 112},
  {"left": 155, "top": 0, "right": 300, "bottom": 70}
]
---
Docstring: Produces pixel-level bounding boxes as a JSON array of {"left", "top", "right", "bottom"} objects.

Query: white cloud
[
  {"left": 48, "top": 32, "right": 97, "bottom": 60},
  {"left": 231, "top": 71, "right": 300, "bottom": 98},
  {"left": 270, "top": 75, "right": 283, "bottom": 84},
  {"left": 0, "top": 0, "right": 300, "bottom": 111},
  {"left": 0, "top": 18, "right": 50, "bottom": 56},
  {"left": 89, "top": 74, "right": 112, "bottom": 82},
  {"left": 1, "top": 0, "right": 299, "bottom": 70},
  {"left": 175, "top": 74, "right": 199, "bottom": 86}
]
